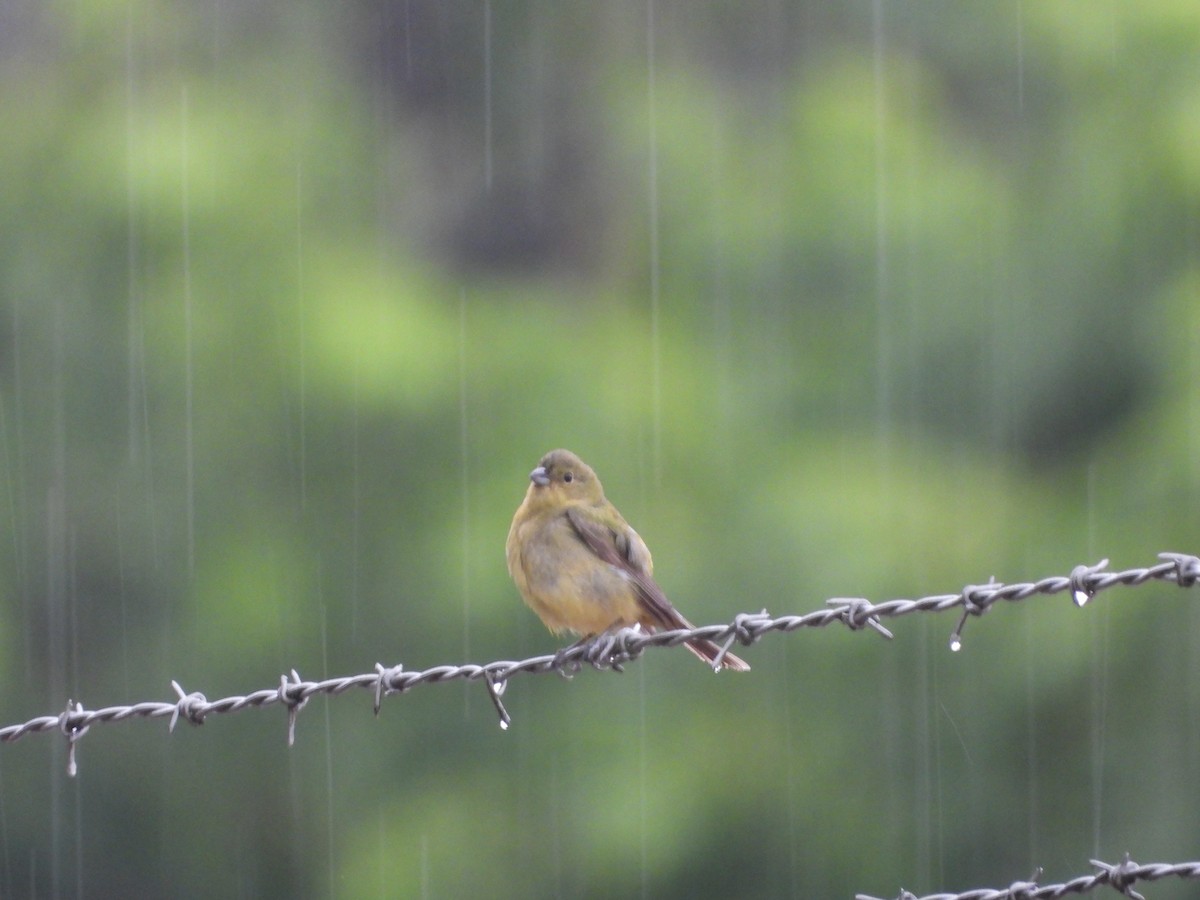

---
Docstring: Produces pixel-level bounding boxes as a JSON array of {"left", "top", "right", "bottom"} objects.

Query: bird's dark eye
[{"left": 563, "top": 471, "right": 574, "bottom": 483}]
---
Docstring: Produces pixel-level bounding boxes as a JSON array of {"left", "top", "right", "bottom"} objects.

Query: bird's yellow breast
[{"left": 506, "top": 508, "right": 641, "bottom": 636}]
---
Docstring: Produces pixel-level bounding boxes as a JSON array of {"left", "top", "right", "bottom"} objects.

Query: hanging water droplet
[
  {"left": 949, "top": 636, "right": 962, "bottom": 652},
  {"left": 1073, "top": 589, "right": 1090, "bottom": 607}
]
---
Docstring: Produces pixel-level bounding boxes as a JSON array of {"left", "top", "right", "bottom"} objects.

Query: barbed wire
[
  {"left": 1, "top": 551, "right": 1196, "bottom": 781},
  {"left": 857, "top": 855, "right": 1200, "bottom": 900}
]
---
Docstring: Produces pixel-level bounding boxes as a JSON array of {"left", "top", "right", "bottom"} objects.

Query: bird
[{"left": 506, "top": 449, "right": 750, "bottom": 672}]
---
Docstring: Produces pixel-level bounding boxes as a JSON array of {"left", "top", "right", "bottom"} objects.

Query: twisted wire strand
[
  {"left": 2, "top": 552, "right": 1196, "bottom": 771},
  {"left": 5, "top": 554, "right": 1200, "bottom": 897},
  {"left": 857, "top": 855, "right": 1200, "bottom": 900}
]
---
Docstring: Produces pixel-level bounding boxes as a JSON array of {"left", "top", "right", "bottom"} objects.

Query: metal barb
[
  {"left": 483, "top": 671, "right": 511, "bottom": 730},
  {"left": 949, "top": 608, "right": 969, "bottom": 651},
  {"left": 960, "top": 578, "right": 997, "bottom": 615},
  {"left": 169, "top": 680, "right": 208, "bottom": 732},
  {"left": 710, "top": 632, "right": 735, "bottom": 671},
  {"left": 1069, "top": 558, "right": 1110, "bottom": 607},
  {"left": 731, "top": 610, "right": 768, "bottom": 643},
  {"left": 1159, "top": 551, "right": 1200, "bottom": 587},
  {"left": 1005, "top": 866, "right": 1043, "bottom": 899},
  {"left": 829, "top": 598, "right": 894, "bottom": 639},
  {"left": 59, "top": 700, "right": 88, "bottom": 778},
  {"left": 373, "top": 663, "right": 403, "bottom": 716},
  {"left": 279, "top": 669, "right": 309, "bottom": 747},
  {"left": 951, "top": 577, "right": 997, "bottom": 650},
  {"left": 1091, "top": 854, "right": 1146, "bottom": 900}
]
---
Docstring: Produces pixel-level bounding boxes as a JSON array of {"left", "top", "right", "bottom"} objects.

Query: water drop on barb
[
  {"left": 949, "top": 605, "right": 974, "bottom": 652},
  {"left": 1069, "top": 559, "right": 1107, "bottom": 608}
]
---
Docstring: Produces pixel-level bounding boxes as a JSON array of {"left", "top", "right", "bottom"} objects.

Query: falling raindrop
[
  {"left": 1015, "top": 0, "right": 1025, "bottom": 112},
  {"left": 459, "top": 291, "right": 471, "bottom": 673},
  {"left": 872, "top": 0, "right": 892, "bottom": 440},
  {"left": 350, "top": 356, "right": 361, "bottom": 641},
  {"left": 637, "top": 662, "right": 649, "bottom": 897},
  {"left": 646, "top": 0, "right": 661, "bottom": 486},
  {"left": 320, "top": 601, "right": 337, "bottom": 897},
  {"left": 181, "top": 87, "right": 195, "bottom": 587},
  {"left": 296, "top": 161, "right": 308, "bottom": 514},
  {"left": 482, "top": 0, "right": 493, "bottom": 191}
]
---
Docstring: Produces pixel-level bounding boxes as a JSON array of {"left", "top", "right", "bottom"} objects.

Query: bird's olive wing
[{"left": 564, "top": 507, "right": 688, "bottom": 631}]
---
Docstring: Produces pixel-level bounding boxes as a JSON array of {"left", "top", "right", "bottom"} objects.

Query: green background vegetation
[{"left": 0, "top": 2, "right": 1198, "bottom": 897}]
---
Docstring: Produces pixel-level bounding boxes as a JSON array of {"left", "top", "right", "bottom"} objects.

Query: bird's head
[{"left": 524, "top": 448, "right": 604, "bottom": 507}]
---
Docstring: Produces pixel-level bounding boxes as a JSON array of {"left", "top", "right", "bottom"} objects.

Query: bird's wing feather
[{"left": 565, "top": 506, "right": 690, "bottom": 630}]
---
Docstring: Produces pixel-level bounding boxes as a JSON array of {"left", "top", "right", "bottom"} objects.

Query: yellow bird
[{"left": 506, "top": 449, "right": 750, "bottom": 672}]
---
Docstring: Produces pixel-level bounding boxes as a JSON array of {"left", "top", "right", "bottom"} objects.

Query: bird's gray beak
[{"left": 529, "top": 466, "right": 550, "bottom": 487}]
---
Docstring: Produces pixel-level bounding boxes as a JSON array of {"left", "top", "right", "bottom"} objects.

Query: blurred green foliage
[{"left": 0, "top": 1, "right": 1197, "bottom": 897}]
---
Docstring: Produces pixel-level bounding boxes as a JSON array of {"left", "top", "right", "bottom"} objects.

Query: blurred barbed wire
[
  {"left": 857, "top": 855, "right": 1200, "bottom": 900},
  {"left": 1, "top": 551, "right": 1196, "bottom": 781}
]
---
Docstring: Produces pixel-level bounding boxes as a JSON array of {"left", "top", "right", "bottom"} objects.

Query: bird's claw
[
  {"left": 553, "top": 625, "right": 643, "bottom": 676},
  {"left": 585, "top": 631, "right": 618, "bottom": 667}
]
